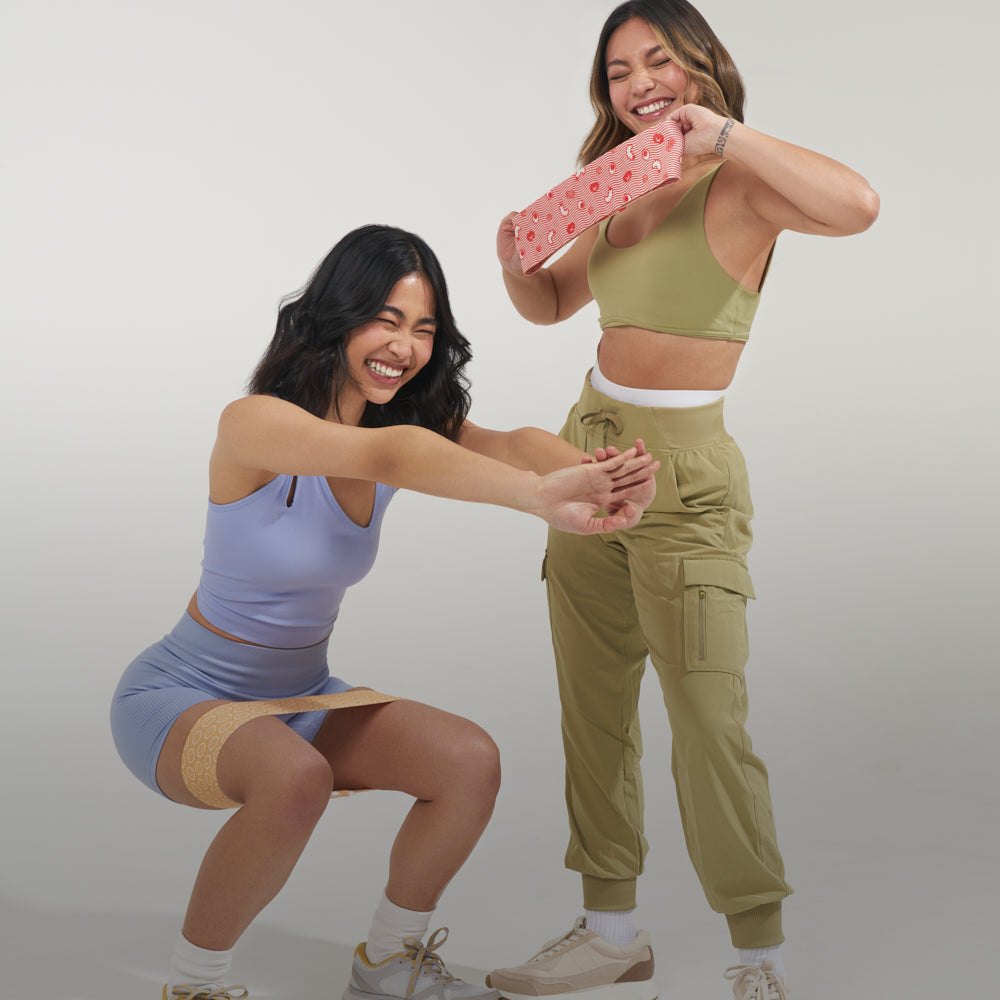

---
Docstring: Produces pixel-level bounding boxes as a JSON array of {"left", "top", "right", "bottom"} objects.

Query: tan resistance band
[{"left": 181, "top": 689, "right": 400, "bottom": 809}]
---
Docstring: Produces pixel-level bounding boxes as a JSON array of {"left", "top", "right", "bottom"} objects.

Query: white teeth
[
  {"left": 367, "top": 360, "right": 403, "bottom": 378},
  {"left": 636, "top": 98, "right": 671, "bottom": 116}
]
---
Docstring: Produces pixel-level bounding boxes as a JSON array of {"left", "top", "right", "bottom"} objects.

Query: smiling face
[
  {"left": 605, "top": 16, "right": 697, "bottom": 135},
  {"left": 337, "top": 272, "right": 437, "bottom": 425}
]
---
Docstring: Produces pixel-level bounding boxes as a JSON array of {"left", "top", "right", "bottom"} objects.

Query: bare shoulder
[
  {"left": 215, "top": 393, "right": 332, "bottom": 451},
  {"left": 209, "top": 397, "right": 278, "bottom": 503},
  {"left": 210, "top": 395, "right": 395, "bottom": 493},
  {"left": 210, "top": 395, "right": 323, "bottom": 503},
  {"left": 217, "top": 392, "right": 291, "bottom": 429}
]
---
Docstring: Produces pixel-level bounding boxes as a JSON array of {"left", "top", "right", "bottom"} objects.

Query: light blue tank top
[{"left": 196, "top": 474, "right": 395, "bottom": 648}]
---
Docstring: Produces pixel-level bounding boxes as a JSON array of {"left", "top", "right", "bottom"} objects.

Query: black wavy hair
[{"left": 248, "top": 224, "right": 472, "bottom": 440}]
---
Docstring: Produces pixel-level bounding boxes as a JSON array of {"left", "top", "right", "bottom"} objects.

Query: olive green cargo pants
[{"left": 545, "top": 375, "right": 792, "bottom": 948}]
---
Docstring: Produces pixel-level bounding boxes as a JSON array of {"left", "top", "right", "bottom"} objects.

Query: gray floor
[{"left": 2, "top": 668, "right": 995, "bottom": 1000}]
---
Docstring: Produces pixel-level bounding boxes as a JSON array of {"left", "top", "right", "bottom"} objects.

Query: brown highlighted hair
[{"left": 580, "top": 0, "right": 745, "bottom": 165}]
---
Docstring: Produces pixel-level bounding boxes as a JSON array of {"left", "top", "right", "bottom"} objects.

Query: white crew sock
[
  {"left": 738, "top": 945, "right": 785, "bottom": 979},
  {"left": 364, "top": 891, "right": 433, "bottom": 963},
  {"left": 167, "top": 933, "right": 234, "bottom": 992},
  {"left": 584, "top": 908, "right": 637, "bottom": 946}
]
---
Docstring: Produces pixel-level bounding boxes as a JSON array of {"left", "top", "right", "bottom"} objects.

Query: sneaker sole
[
  {"left": 344, "top": 987, "right": 500, "bottom": 1000},
  {"left": 490, "top": 981, "right": 658, "bottom": 1000},
  {"left": 343, "top": 987, "right": 395, "bottom": 1000},
  {"left": 344, "top": 989, "right": 429, "bottom": 1000}
]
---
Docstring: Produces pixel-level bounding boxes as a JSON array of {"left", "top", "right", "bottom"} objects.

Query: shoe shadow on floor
[{"left": 0, "top": 894, "right": 365, "bottom": 999}]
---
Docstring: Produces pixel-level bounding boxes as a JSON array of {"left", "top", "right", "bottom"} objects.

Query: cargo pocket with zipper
[{"left": 682, "top": 559, "right": 756, "bottom": 674}]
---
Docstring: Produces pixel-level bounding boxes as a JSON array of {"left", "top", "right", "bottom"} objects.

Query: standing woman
[
  {"left": 487, "top": 3, "right": 878, "bottom": 999},
  {"left": 110, "top": 224, "right": 657, "bottom": 1000}
]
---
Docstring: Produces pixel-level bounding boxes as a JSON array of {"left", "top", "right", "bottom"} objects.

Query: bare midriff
[{"left": 597, "top": 325, "right": 745, "bottom": 391}]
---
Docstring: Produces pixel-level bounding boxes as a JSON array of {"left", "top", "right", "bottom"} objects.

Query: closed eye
[{"left": 608, "top": 55, "right": 670, "bottom": 82}]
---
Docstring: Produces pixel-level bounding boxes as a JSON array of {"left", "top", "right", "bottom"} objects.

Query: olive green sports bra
[{"left": 587, "top": 162, "right": 772, "bottom": 343}]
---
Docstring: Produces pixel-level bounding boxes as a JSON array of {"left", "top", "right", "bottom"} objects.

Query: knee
[
  {"left": 254, "top": 751, "right": 334, "bottom": 829},
  {"left": 447, "top": 726, "right": 502, "bottom": 807},
  {"left": 672, "top": 672, "right": 749, "bottom": 748}
]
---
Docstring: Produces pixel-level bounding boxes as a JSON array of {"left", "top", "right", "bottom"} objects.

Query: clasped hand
[{"left": 537, "top": 439, "right": 658, "bottom": 535}]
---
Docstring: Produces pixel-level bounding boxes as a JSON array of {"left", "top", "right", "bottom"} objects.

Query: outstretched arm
[
  {"left": 458, "top": 419, "right": 659, "bottom": 529},
  {"left": 458, "top": 420, "right": 588, "bottom": 475},
  {"left": 211, "top": 395, "right": 657, "bottom": 533},
  {"left": 668, "top": 104, "right": 880, "bottom": 237},
  {"left": 533, "top": 450, "right": 657, "bottom": 534}
]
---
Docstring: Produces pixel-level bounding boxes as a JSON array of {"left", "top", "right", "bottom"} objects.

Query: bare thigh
[
  {"left": 155, "top": 698, "right": 499, "bottom": 809},
  {"left": 312, "top": 699, "right": 500, "bottom": 799}
]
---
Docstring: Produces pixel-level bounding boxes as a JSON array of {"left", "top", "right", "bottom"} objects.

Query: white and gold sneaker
[
  {"left": 725, "top": 961, "right": 789, "bottom": 1000},
  {"left": 344, "top": 927, "right": 500, "bottom": 1000}
]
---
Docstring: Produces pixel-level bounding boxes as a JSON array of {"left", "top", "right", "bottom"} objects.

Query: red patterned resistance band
[{"left": 514, "top": 121, "right": 684, "bottom": 275}]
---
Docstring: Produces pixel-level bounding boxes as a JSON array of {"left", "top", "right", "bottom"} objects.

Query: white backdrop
[{"left": 2, "top": 2, "right": 996, "bottom": 998}]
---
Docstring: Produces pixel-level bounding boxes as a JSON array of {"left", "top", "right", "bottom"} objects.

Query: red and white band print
[{"left": 513, "top": 120, "right": 684, "bottom": 275}]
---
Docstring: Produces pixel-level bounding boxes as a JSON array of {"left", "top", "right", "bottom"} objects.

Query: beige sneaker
[
  {"left": 485, "top": 917, "right": 656, "bottom": 1000},
  {"left": 724, "top": 961, "right": 789, "bottom": 1000}
]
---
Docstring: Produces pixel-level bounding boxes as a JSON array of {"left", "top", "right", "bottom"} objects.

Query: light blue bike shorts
[{"left": 110, "top": 612, "right": 352, "bottom": 798}]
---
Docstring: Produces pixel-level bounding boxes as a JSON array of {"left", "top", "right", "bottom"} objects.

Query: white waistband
[{"left": 590, "top": 357, "right": 725, "bottom": 408}]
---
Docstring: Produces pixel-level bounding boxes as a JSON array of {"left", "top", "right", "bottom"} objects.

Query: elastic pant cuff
[
  {"left": 581, "top": 875, "right": 637, "bottom": 911},
  {"left": 726, "top": 901, "right": 784, "bottom": 949}
]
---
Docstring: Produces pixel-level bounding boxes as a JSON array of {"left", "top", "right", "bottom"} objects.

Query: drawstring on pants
[{"left": 579, "top": 409, "right": 622, "bottom": 449}]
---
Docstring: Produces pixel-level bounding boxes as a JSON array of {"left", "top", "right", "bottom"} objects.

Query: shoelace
[
  {"left": 170, "top": 987, "right": 249, "bottom": 1000},
  {"left": 402, "top": 927, "right": 462, "bottom": 996},
  {"left": 529, "top": 917, "right": 590, "bottom": 962},
  {"left": 723, "top": 964, "right": 788, "bottom": 1000}
]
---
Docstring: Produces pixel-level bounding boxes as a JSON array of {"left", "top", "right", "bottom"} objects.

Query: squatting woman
[{"left": 111, "top": 224, "right": 657, "bottom": 1000}]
